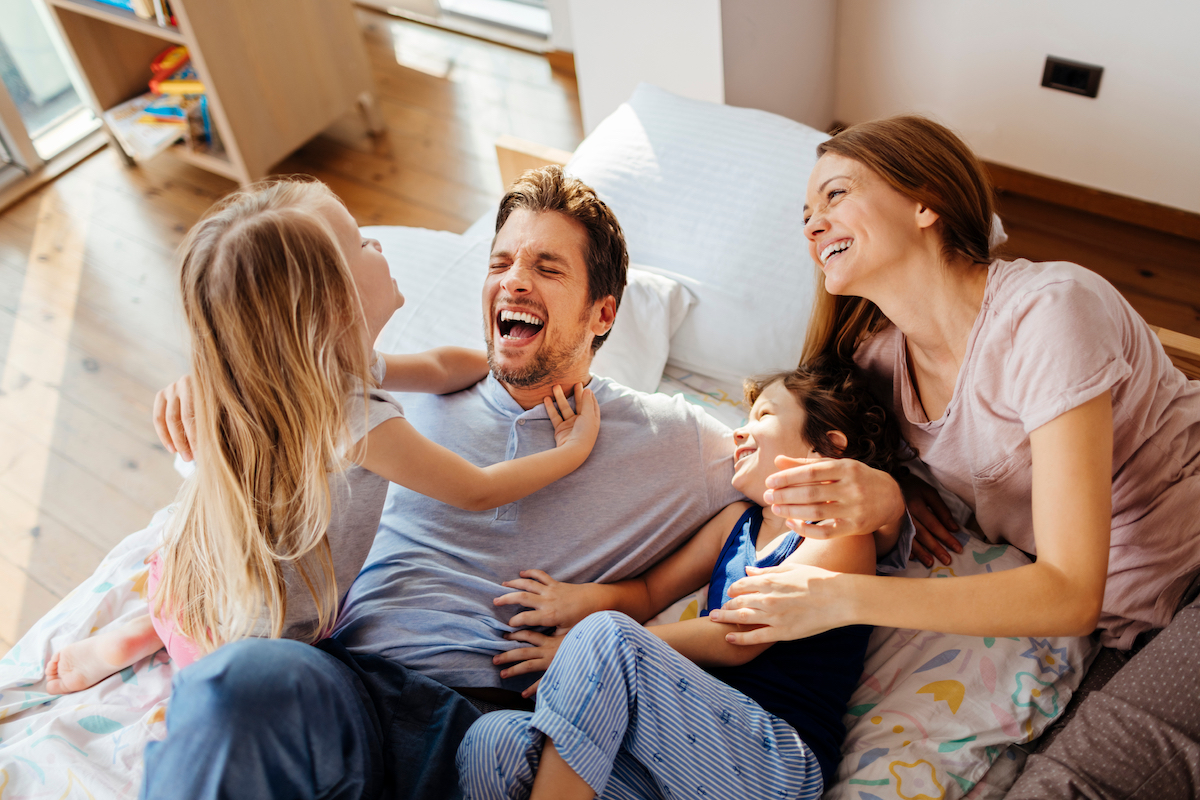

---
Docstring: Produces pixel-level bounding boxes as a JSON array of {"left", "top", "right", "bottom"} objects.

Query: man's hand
[
  {"left": 494, "top": 570, "right": 601, "bottom": 629},
  {"left": 898, "top": 472, "right": 961, "bottom": 567},
  {"left": 153, "top": 375, "right": 197, "bottom": 461},
  {"left": 544, "top": 383, "right": 599, "bottom": 452},
  {"left": 493, "top": 629, "right": 567, "bottom": 698}
]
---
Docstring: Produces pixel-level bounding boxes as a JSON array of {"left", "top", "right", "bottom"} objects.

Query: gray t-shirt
[
  {"left": 334, "top": 373, "right": 742, "bottom": 690},
  {"left": 272, "top": 355, "right": 404, "bottom": 640}
]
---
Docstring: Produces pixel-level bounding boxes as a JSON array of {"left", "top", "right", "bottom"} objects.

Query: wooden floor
[{"left": 0, "top": 8, "right": 1197, "bottom": 653}]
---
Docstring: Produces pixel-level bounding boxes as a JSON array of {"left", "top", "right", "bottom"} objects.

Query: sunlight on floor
[{"left": 0, "top": 186, "right": 90, "bottom": 643}]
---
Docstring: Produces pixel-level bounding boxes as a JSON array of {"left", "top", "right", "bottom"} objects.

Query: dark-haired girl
[{"left": 456, "top": 358, "right": 905, "bottom": 800}]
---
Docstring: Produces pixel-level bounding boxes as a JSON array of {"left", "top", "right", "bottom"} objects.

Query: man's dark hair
[
  {"left": 744, "top": 353, "right": 908, "bottom": 473},
  {"left": 495, "top": 165, "right": 628, "bottom": 352}
]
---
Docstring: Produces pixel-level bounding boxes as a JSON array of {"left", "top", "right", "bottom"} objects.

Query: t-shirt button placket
[{"left": 496, "top": 419, "right": 524, "bottom": 521}]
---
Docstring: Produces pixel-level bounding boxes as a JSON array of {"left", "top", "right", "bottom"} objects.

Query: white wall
[
  {"left": 721, "top": 0, "right": 836, "bottom": 132},
  {"left": 545, "top": 0, "right": 572, "bottom": 52},
  {"left": 568, "top": 0, "right": 725, "bottom": 133},
  {"left": 835, "top": 0, "right": 1200, "bottom": 214}
]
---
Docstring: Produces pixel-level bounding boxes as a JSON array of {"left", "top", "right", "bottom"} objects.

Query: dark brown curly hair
[{"left": 744, "top": 354, "right": 907, "bottom": 474}]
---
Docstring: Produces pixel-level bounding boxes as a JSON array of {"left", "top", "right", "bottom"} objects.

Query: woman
[{"left": 707, "top": 115, "right": 1200, "bottom": 797}]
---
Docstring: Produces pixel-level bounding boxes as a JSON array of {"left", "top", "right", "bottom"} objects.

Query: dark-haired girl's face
[
  {"left": 802, "top": 154, "right": 934, "bottom": 298},
  {"left": 731, "top": 381, "right": 816, "bottom": 505}
]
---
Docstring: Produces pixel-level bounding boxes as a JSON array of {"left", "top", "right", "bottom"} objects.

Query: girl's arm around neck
[
  {"left": 355, "top": 384, "right": 599, "bottom": 512},
  {"left": 718, "top": 394, "right": 1113, "bottom": 642},
  {"left": 379, "top": 348, "right": 489, "bottom": 395}
]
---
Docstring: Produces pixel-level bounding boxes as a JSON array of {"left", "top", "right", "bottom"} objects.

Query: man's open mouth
[{"left": 496, "top": 308, "right": 545, "bottom": 341}]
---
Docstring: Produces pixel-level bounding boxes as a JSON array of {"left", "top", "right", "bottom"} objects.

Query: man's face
[{"left": 483, "top": 209, "right": 613, "bottom": 388}]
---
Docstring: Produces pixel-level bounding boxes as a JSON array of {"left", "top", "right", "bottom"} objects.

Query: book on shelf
[
  {"left": 88, "top": 0, "right": 136, "bottom": 11},
  {"left": 102, "top": 92, "right": 183, "bottom": 162}
]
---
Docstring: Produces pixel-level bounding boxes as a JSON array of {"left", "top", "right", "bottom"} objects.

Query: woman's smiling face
[
  {"left": 731, "top": 381, "right": 816, "bottom": 504},
  {"left": 802, "top": 153, "right": 931, "bottom": 298}
]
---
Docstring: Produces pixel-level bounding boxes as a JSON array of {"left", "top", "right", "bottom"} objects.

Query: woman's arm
[
  {"left": 379, "top": 347, "right": 489, "bottom": 395},
  {"left": 655, "top": 526, "right": 877, "bottom": 664},
  {"left": 493, "top": 502, "right": 751, "bottom": 629},
  {"left": 713, "top": 393, "right": 1113, "bottom": 642},
  {"left": 356, "top": 383, "right": 599, "bottom": 512}
]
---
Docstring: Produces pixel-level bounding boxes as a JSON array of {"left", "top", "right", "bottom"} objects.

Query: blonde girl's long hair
[
  {"left": 801, "top": 115, "right": 996, "bottom": 363},
  {"left": 155, "top": 178, "right": 372, "bottom": 653}
]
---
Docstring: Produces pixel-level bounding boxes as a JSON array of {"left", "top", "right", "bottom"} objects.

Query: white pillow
[
  {"left": 591, "top": 268, "right": 695, "bottom": 392},
  {"left": 367, "top": 225, "right": 692, "bottom": 393},
  {"left": 566, "top": 83, "right": 829, "bottom": 384}
]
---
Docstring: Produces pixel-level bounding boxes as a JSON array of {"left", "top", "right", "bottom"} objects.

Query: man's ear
[
  {"left": 915, "top": 203, "right": 941, "bottom": 231},
  {"left": 826, "top": 430, "right": 849, "bottom": 454},
  {"left": 591, "top": 295, "right": 617, "bottom": 337}
]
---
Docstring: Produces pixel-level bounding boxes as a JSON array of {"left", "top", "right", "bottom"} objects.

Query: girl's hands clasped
[{"left": 762, "top": 455, "right": 905, "bottom": 538}]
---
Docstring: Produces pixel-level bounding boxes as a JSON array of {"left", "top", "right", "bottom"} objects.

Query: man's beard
[{"left": 485, "top": 309, "right": 593, "bottom": 389}]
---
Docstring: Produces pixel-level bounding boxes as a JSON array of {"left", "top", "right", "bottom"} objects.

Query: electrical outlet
[{"left": 1041, "top": 56, "right": 1103, "bottom": 98}]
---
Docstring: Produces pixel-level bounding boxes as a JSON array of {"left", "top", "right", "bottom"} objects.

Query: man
[{"left": 142, "top": 167, "right": 742, "bottom": 799}]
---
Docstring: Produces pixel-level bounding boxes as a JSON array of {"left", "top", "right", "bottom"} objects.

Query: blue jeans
[{"left": 141, "top": 638, "right": 480, "bottom": 800}]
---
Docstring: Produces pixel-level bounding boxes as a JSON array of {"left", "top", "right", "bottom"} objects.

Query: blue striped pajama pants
[{"left": 456, "top": 611, "right": 823, "bottom": 800}]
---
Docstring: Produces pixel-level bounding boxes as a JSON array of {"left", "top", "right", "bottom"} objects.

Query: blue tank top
[{"left": 702, "top": 505, "right": 871, "bottom": 785}]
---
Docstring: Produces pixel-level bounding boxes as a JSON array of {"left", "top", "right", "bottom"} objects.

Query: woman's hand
[
  {"left": 493, "top": 629, "right": 567, "bottom": 698},
  {"left": 544, "top": 383, "right": 600, "bottom": 453},
  {"left": 899, "top": 472, "right": 962, "bottom": 567},
  {"left": 707, "top": 562, "right": 853, "bottom": 644},
  {"left": 494, "top": 570, "right": 602, "bottom": 629},
  {"left": 153, "top": 375, "right": 197, "bottom": 461},
  {"left": 762, "top": 455, "right": 904, "bottom": 538}
]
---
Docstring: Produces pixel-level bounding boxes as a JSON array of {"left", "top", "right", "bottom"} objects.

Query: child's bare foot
[
  {"left": 45, "top": 638, "right": 121, "bottom": 694},
  {"left": 45, "top": 614, "right": 164, "bottom": 695}
]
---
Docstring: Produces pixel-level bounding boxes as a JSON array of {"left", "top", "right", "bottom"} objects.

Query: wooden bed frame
[{"left": 495, "top": 136, "right": 1200, "bottom": 382}]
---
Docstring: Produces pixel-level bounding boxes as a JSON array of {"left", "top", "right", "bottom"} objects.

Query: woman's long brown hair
[{"left": 801, "top": 115, "right": 996, "bottom": 363}]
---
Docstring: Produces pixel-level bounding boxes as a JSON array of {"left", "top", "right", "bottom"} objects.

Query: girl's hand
[
  {"left": 899, "top": 472, "right": 962, "bottom": 567},
  {"left": 709, "top": 562, "right": 851, "bottom": 644},
  {"left": 762, "top": 455, "right": 904, "bottom": 538},
  {"left": 493, "top": 629, "right": 567, "bottom": 698},
  {"left": 153, "top": 375, "right": 197, "bottom": 461},
  {"left": 544, "top": 383, "right": 600, "bottom": 452},
  {"left": 494, "top": 570, "right": 600, "bottom": 629}
]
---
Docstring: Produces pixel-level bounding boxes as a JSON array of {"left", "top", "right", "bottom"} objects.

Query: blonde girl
[{"left": 45, "top": 178, "right": 598, "bottom": 692}]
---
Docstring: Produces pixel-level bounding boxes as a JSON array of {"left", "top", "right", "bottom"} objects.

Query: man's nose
[{"left": 500, "top": 264, "right": 533, "bottom": 294}]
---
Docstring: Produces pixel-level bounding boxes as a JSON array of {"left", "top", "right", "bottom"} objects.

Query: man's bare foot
[
  {"left": 45, "top": 614, "right": 164, "bottom": 695},
  {"left": 45, "top": 638, "right": 121, "bottom": 694}
]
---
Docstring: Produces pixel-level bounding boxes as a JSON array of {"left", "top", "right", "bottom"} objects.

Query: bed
[{"left": 3, "top": 83, "right": 1199, "bottom": 799}]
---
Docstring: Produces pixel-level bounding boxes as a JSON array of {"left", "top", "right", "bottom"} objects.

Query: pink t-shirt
[{"left": 856, "top": 259, "right": 1200, "bottom": 648}]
